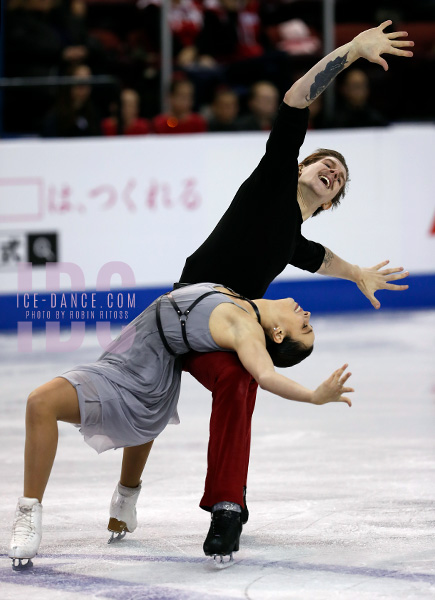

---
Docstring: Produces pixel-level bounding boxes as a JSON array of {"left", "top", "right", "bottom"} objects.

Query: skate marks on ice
[
  {"left": 1, "top": 552, "right": 435, "bottom": 599},
  {"left": 0, "top": 556, "right": 230, "bottom": 600}
]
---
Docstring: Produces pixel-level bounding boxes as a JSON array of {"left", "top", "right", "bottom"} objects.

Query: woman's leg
[
  {"left": 113, "top": 351, "right": 256, "bottom": 512},
  {"left": 119, "top": 441, "right": 154, "bottom": 488},
  {"left": 107, "top": 442, "right": 154, "bottom": 539},
  {"left": 24, "top": 377, "right": 81, "bottom": 502}
]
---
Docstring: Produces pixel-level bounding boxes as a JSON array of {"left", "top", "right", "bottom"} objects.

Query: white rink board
[{"left": 0, "top": 124, "right": 434, "bottom": 294}]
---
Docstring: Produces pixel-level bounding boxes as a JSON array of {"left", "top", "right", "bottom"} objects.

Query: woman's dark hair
[
  {"left": 299, "top": 148, "right": 350, "bottom": 217},
  {"left": 265, "top": 334, "right": 314, "bottom": 368}
]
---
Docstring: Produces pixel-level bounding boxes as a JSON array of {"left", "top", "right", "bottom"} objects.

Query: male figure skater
[{"left": 109, "top": 20, "right": 412, "bottom": 559}]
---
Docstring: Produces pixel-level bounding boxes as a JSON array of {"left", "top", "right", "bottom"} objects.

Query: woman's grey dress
[{"left": 61, "top": 283, "right": 246, "bottom": 453}]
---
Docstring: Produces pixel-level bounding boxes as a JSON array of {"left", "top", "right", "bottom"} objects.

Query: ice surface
[{"left": 1, "top": 310, "right": 435, "bottom": 599}]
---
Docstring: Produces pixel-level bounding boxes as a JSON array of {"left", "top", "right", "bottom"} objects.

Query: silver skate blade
[
  {"left": 11, "top": 558, "right": 34, "bottom": 571},
  {"left": 108, "top": 531, "right": 127, "bottom": 544},
  {"left": 213, "top": 553, "right": 234, "bottom": 569}
]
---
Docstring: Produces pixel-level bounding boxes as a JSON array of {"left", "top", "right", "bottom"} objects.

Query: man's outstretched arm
[
  {"left": 317, "top": 248, "right": 409, "bottom": 309},
  {"left": 284, "top": 20, "right": 413, "bottom": 109}
]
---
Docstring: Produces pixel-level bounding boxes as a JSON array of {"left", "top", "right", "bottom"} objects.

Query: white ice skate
[
  {"left": 107, "top": 481, "right": 141, "bottom": 543},
  {"left": 9, "top": 497, "right": 43, "bottom": 570}
]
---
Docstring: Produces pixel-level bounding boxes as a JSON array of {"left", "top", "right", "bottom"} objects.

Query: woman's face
[{"left": 271, "top": 298, "right": 314, "bottom": 347}]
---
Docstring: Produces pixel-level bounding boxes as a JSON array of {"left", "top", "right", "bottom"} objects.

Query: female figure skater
[
  {"left": 106, "top": 20, "right": 413, "bottom": 560},
  {"left": 10, "top": 281, "right": 353, "bottom": 568}
]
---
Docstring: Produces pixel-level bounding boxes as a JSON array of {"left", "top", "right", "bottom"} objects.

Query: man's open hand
[
  {"left": 356, "top": 260, "right": 409, "bottom": 309},
  {"left": 352, "top": 20, "right": 414, "bottom": 71}
]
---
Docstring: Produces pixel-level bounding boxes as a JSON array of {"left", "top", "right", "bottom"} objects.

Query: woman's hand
[
  {"left": 352, "top": 20, "right": 414, "bottom": 71},
  {"left": 312, "top": 364, "right": 354, "bottom": 407},
  {"left": 355, "top": 261, "right": 409, "bottom": 309}
]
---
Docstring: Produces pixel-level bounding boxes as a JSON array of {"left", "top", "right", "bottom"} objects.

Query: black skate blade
[
  {"left": 11, "top": 558, "right": 34, "bottom": 571},
  {"left": 108, "top": 531, "right": 127, "bottom": 544}
]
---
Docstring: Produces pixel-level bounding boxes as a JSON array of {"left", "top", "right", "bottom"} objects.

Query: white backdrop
[{"left": 1, "top": 124, "right": 434, "bottom": 294}]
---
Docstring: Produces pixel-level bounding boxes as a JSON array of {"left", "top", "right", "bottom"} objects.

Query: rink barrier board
[
  {"left": 1, "top": 124, "right": 434, "bottom": 295},
  {"left": 0, "top": 273, "right": 433, "bottom": 331}
]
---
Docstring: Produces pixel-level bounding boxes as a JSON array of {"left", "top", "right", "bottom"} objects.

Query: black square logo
[
  {"left": 0, "top": 232, "right": 26, "bottom": 270},
  {"left": 27, "top": 233, "right": 58, "bottom": 265}
]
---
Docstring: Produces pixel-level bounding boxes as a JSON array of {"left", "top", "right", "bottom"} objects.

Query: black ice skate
[
  {"left": 241, "top": 486, "right": 249, "bottom": 525},
  {"left": 203, "top": 503, "right": 242, "bottom": 565}
]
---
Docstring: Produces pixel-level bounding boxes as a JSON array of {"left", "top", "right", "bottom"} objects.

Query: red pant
[{"left": 183, "top": 351, "right": 258, "bottom": 511}]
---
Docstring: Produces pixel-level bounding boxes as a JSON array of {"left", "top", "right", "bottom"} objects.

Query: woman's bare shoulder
[{"left": 209, "top": 302, "right": 263, "bottom": 351}]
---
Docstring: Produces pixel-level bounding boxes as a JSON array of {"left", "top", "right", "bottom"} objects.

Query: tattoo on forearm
[
  {"left": 322, "top": 248, "right": 334, "bottom": 270},
  {"left": 305, "top": 53, "right": 349, "bottom": 102}
]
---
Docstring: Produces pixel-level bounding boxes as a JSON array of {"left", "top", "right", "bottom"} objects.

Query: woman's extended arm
[
  {"left": 284, "top": 20, "right": 413, "bottom": 109},
  {"left": 233, "top": 333, "right": 353, "bottom": 407},
  {"left": 317, "top": 248, "right": 409, "bottom": 310}
]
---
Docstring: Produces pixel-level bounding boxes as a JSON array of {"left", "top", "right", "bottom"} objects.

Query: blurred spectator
[
  {"left": 196, "top": 0, "right": 264, "bottom": 65},
  {"left": 152, "top": 79, "right": 207, "bottom": 134},
  {"left": 4, "top": 0, "right": 106, "bottom": 133},
  {"left": 207, "top": 88, "right": 240, "bottom": 132},
  {"left": 237, "top": 81, "right": 279, "bottom": 131},
  {"left": 101, "top": 89, "right": 150, "bottom": 136},
  {"left": 3, "top": 0, "right": 432, "bottom": 135},
  {"left": 52, "top": 1, "right": 89, "bottom": 65},
  {"left": 264, "top": 19, "right": 321, "bottom": 56},
  {"left": 5, "top": 0, "right": 71, "bottom": 132},
  {"left": 41, "top": 64, "right": 101, "bottom": 137},
  {"left": 5, "top": 0, "right": 88, "bottom": 76},
  {"left": 136, "top": 0, "right": 204, "bottom": 67},
  {"left": 259, "top": 0, "right": 323, "bottom": 31},
  {"left": 327, "top": 68, "right": 387, "bottom": 128},
  {"left": 307, "top": 95, "right": 327, "bottom": 130},
  {"left": 51, "top": 0, "right": 109, "bottom": 73}
]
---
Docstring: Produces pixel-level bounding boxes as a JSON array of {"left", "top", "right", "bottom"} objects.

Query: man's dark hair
[
  {"left": 299, "top": 148, "right": 350, "bottom": 217},
  {"left": 265, "top": 334, "right": 314, "bottom": 368}
]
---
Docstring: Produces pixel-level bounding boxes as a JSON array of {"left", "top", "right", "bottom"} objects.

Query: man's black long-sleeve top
[{"left": 180, "top": 103, "right": 326, "bottom": 299}]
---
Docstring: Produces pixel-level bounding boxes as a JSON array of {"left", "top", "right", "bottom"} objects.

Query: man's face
[{"left": 299, "top": 156, "right": 347, "bottom": 205}]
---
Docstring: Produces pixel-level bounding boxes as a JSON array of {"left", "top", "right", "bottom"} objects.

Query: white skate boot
[
  {"left": 9, "top": 497, "right": 43, "bottom": 570},
  {"left": 108, "top": 481, "right": 141, "bottom": 543}
]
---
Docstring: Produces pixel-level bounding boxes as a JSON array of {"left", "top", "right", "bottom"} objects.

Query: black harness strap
[
  {"left": 155, "top": 286, "right": 262, "bottom": 355},
  {"left": 220, "top": 289, "right": 262, "bottom": 326},
  {"left": 167, "top": 293, "right": 191, "bottom": 351},
  {"left": 156, "top": 290, "right": 222, "bottom": 354},
  {"left": 174, "top": 282, "right": 261, "bottom": 325},
  {"left": 155, "top": 296, "right": 176, "bottom": 356},
  {"left": 182, "top": 290, "right": 219, "bottom": 315}
]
